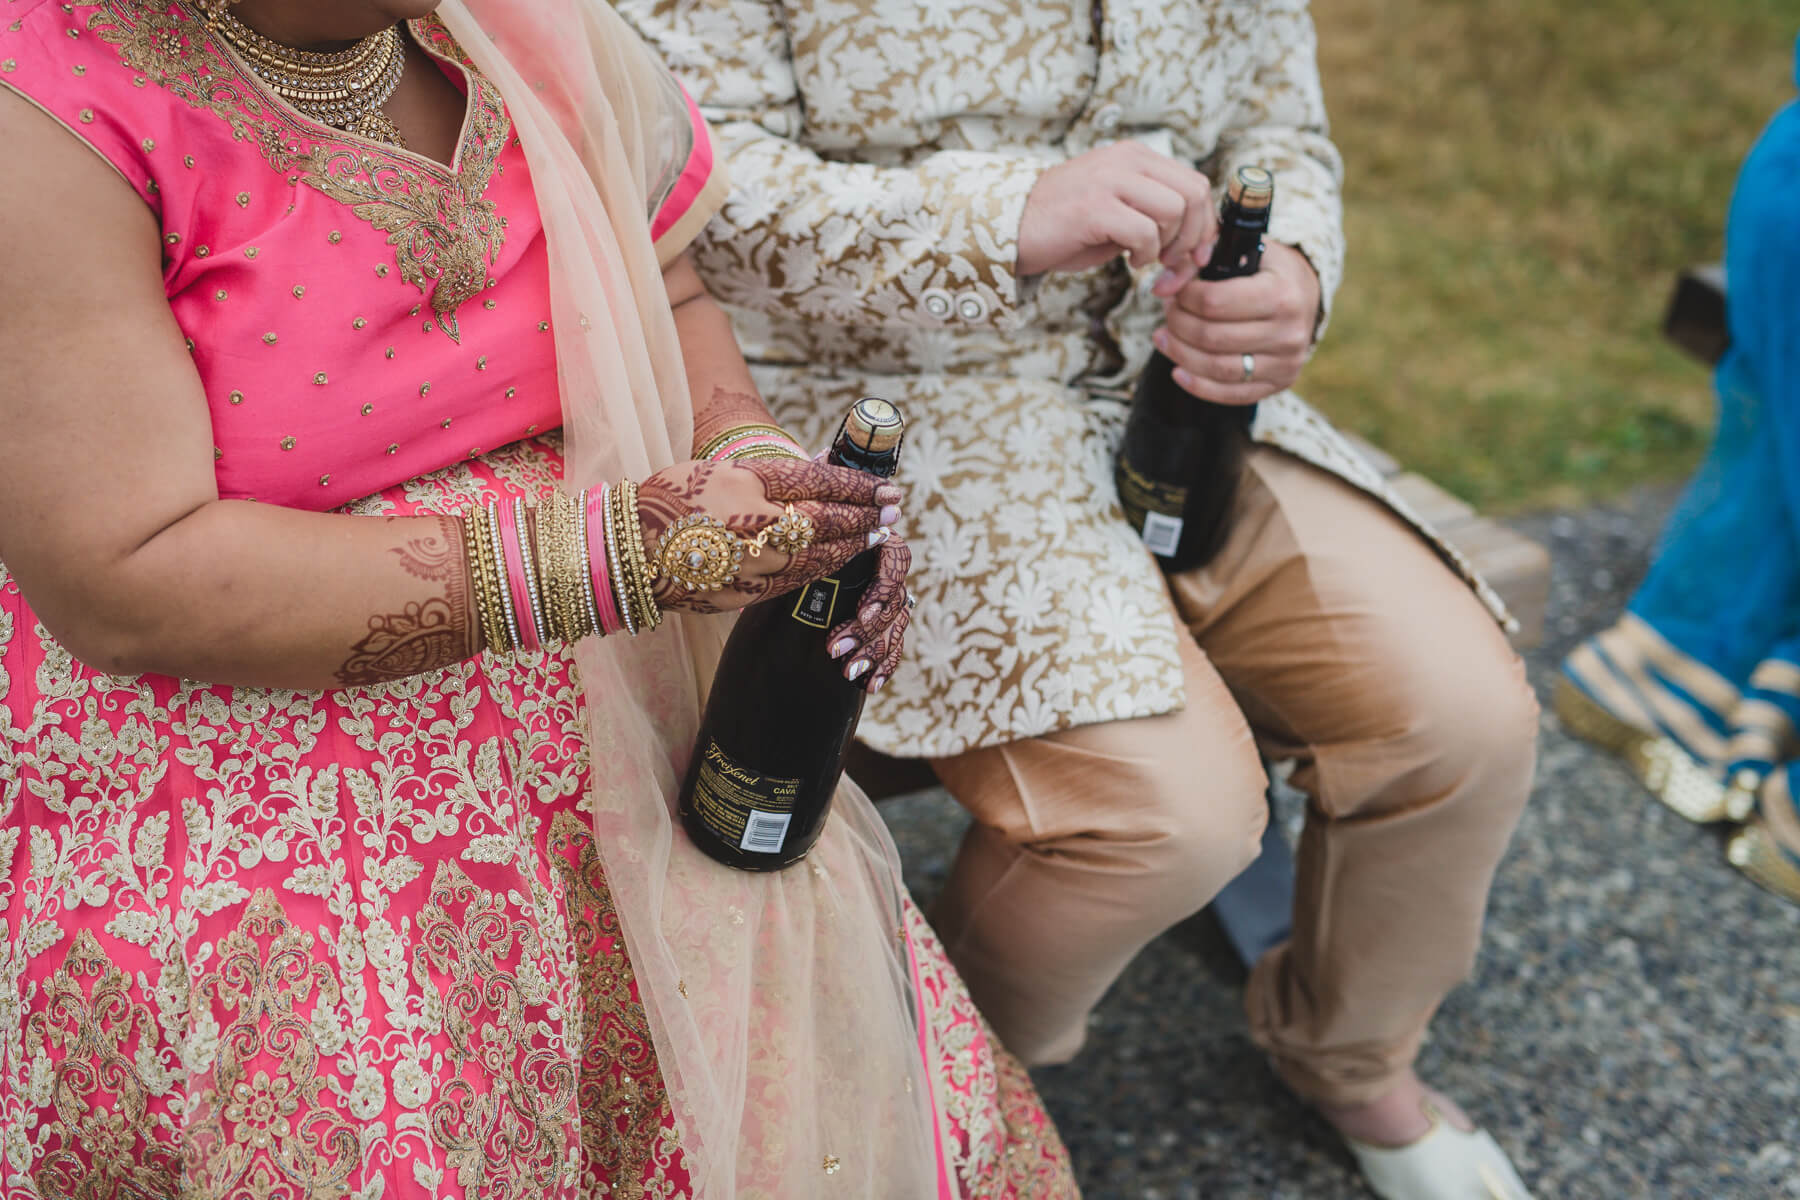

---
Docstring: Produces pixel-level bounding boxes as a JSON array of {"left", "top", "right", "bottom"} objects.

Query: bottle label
[
  {"left": 1139, "top": 511, "right": 1185, "bottom": 557},
  {"left": 1115, "top": 458, "right": 1188, "bottom": 555},
  {"left": 689, "top": 738, "right": 803, "bottom": 855},
  {"left": 791, "top": 577, "right": 842, "bottom": 629}
]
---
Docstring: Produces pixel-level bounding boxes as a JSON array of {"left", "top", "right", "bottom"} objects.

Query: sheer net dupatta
[{"left": 437, "top": 4, "right": 942, "bottom": 1196}]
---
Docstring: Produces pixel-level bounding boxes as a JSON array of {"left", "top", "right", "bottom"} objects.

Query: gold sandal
[
  {"left": 1553, "top": 677, "right": 1733, "bottom": 823},
  {"left": 1728, "top": 820, "right": 1800, "bottom": 905}
]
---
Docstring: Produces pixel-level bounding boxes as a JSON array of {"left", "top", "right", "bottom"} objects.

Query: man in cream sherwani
[{"left": 619, "top": 1, "right": 1540, "bottom": 1194}]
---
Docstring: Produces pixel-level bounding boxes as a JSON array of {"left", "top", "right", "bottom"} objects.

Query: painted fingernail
[
  {"left": 830, "top": 637, "right": 858, "bottom": 659},
  {"left": 870, "top": 673, "right": 889, "bottom": 692},
  {"left": 867, "top": 528, "right": 891, "bottom": 548},
  {"left": 875, "top": 485, "right": 902, "bottom": 504},
  {"left": 1152, "top": 328, "right": 1168, "bottom": 351},
  {"left": 860, "top": 603, "right": 881, "bottom": 623},
  {"left": 1173, "top": 367, "right": 1196, "bottom": 390},
  {"left": 879, "top": 504, "right": 901, "bottom": 526},
  {"left": 847, "top": 659, "right": 872, "bottom": 680},
  {"left": 1155, "top": 268, "right": 1179, "bottom": 289}
]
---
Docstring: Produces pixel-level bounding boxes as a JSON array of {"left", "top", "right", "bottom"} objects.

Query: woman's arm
[
  {"left": 0, "top": 93, "right": 899, "bottom": 691},
  {"left": 0, "top": 91, "right": 484, "bottom": 690},
  {"left": 663, "top": 251, "right": 804, "bottom": 459}
]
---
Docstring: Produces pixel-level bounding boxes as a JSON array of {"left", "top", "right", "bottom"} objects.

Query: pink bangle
[
  {"left": 497, "top": 499, "right": 544, "bottom": 652},
  {"left": 586, "top": 485, "right": 625, "bottom": 636},
  {"left": 574, "top": 487, "right": 607, "bottom": 638}
]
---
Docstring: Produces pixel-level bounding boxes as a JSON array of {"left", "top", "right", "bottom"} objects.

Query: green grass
[{"left": 1308, "top": 0, "right": 1795, "bottom": 511}]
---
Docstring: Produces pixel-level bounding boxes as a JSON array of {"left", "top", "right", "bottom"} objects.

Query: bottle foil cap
[
  {"left": 1228, "top": 166, "right": 1275, "bottom": 208},
  {"left": 845, "top": 397, "right": 905, "bottom": 454}
]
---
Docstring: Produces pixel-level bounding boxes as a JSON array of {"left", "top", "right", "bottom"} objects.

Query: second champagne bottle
[
  {"left": 1114, "top": 164, "right": 1274, "bottom": 573},
  {"left": 677, "top": 398, "right": 906, "bottom": 870}
]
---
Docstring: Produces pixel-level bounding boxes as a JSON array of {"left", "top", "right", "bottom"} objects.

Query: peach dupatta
[{"left": 436, "top": 4, "right": 944, "bottom": 1196}]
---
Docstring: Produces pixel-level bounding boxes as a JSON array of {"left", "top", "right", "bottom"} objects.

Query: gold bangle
[
  {"left": 533, "top": 493, "right": 565, "bottom": 642},
  {"left": 726, "top": 445, "right": 808, "bottom": 462},
  {"left": 464, "top": 505, "right": 509, "bottom": 654},
  {"left": 623, "top": 481, "right": 661, "bottom": 633},
  {"left": 613, "top": 479, "right": 662, "bottom": 634},
  {"left": 541, "top": 489, "right": 593, "bottom": 643},
  {"left": 698, "top": 422, "right": 803, "bottom": 462}
]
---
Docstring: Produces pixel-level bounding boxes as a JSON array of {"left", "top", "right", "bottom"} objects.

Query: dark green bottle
[
  {"left": 1115, "top": 165, "right": 1274, "bottom": 572},
  {"left": 678, "top": 398, "right": 906, "bottom": 870}
]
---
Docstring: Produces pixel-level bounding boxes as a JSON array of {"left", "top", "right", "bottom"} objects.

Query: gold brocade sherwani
[{"left": 619, "top": 0, "right": 1511, "bottom": 760}]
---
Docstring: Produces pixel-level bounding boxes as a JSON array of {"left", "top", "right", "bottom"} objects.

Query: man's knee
[
  {"left": 942, "top": 710, "right": 1271, "bottom": 914},
  {"left": 1383, "top": 636, "right": 1540, "bottom": 818},
  {"left": 1050, "top": 718, "right": 1271, "bottom": 912}
]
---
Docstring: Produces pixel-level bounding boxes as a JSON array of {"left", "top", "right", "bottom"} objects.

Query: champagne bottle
[
  {"left": 1115, "top": 165, "right": 1274, "bottom": 572},
  {"left": 677, "top": 398, "right": 906, "bottom": 871}
]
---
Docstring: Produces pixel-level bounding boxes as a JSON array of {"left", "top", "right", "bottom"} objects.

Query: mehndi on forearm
[{"left": 339, "top": 487, "right": 664, "bottom": 687}]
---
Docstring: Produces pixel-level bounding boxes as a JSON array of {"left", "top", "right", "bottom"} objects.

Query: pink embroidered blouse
[{"left": 0, "top": 0, "right": 717, "bottom": 510}]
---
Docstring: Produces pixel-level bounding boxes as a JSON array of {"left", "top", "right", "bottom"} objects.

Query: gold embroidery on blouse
[{"left": 76, "top": 1, "right": 510, "bottom": 342}]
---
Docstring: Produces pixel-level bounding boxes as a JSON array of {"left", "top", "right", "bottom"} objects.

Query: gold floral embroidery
[
  {"left": 548, "top": 812, "right": 683, "bottom": 1190},
  {"left": 180, "top": 890, "right": 360, "bottom": 1199},
  {"left": 21, "top": 929, "right": 183, "bottom": 1199},
  {"left": 905, "top": 907, "right": 1079, "bottom": 1198},
  {"left": 419, "top": 860, "right": 579, "bottom": 1195},
  {"left": 76, "top": 0, "right": 510, "bottom": 341}
]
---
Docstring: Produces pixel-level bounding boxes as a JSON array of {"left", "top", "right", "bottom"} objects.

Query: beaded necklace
[{"left": 205, "top": 6, "right": 409, "bottom": 148}]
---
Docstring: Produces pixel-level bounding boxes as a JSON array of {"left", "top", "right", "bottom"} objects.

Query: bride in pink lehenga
[{"left": 0, "top": 0, "right": 1079, "bottom": 1195}]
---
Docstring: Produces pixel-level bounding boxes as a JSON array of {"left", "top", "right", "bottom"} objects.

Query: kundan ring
[
  {"left": 653, "top": 514, "right": 746, "bottom": 592},
  {"left": 744, "top": 503, "right": 817, "bottom": 557},
  {"left": 1241, "top": 352, "right": 1256, "bottom": 383}
]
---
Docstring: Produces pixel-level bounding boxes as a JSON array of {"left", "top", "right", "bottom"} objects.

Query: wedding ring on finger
[
  {"left": 653, "top": 514, "right": 745, "bottom": 592},
  {"left": 1241, "top": 352, "right": 1256, "bottom": 383},
  {"left": 742, "top": 503, "right": 817, "bottom": 558}
]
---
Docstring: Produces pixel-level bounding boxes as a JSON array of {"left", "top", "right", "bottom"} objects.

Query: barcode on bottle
[
  {"left": 1141, "top": 511, "right": 1185, "bottom": 557},
  {"left": 739, "top": 809, "right": 793, "bottom": 854}
]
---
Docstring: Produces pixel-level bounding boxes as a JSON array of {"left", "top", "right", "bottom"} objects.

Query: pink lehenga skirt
[{"left": 0, "top": 438, "right": 1076, "bottom": 1199}]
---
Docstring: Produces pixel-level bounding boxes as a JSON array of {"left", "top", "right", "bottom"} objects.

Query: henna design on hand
[
  {"left": 826, "top": 536, "right": 912, "bottom": 655},
  {"left": 741, "top": 457, "right": 895, "bottom": 506}
]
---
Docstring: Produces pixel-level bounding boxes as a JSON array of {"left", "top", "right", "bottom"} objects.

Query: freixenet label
[{"left": 689, "top": 739, "right": 803, "bottom": 855}]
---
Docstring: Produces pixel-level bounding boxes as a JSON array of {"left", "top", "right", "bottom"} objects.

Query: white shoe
[{"left": 1345, "top": 1103, "right": 1535, "bottom": 1200}]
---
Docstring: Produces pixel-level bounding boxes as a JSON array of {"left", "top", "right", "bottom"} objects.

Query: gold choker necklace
[{"left": 204, "top": 5, "right": 409, "bottom": 148}]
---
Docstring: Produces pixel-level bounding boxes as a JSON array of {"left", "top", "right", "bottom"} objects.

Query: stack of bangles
[
  {"left": 463, "top": 424, "right": 814, "bottom": 652},
  {"left": 695, "top": 422, "right": 809, "bottom": 464}
]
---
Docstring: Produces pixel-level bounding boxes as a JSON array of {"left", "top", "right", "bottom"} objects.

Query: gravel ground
[{"left": 883, "top": 486, "right": 1800, "bottom": 1199}]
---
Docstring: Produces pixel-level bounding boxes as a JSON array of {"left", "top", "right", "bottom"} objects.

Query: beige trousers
[{"left": 928, "top": 447, "right": 1538, "bottom": 1106}]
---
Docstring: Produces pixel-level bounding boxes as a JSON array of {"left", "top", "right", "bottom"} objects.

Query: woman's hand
[
  {"left": 635, "top": 457, "right": 911, "bottom": 688},
  {"left": 1017, "top": 142, "right": 1218, "bottom": 278},
  {"left": 1152, "top": 240, "right": 1323, "bottom": 405}
]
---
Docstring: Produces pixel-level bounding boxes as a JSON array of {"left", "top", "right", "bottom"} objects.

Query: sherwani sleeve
[
  {"left": 1210, "top": 0, "right": 1346, "bottom": 338},
  {"left": 614, "top": 0, "right": 1048, "bottom": 330}
]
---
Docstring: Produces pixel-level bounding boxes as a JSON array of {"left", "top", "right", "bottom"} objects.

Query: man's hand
[
  {"left": 1152, "top": 241, "right": 1322, "bottom": 405},
  {"left": 1017, "top": 142, "right": 1217, "bottom": 278}
]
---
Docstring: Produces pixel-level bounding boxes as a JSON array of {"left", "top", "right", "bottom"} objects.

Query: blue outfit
[{"left": 1564, "top": 40, "right": 1800, "bottom": 826}]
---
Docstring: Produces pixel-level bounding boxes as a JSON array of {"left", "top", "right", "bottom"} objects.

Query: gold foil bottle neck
[
  {"left": 845, "top": 396, "right": 905, "bottom": 453},
  {"left": 1228, "top": 165, "right": 1274, "bottom": 210}
]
